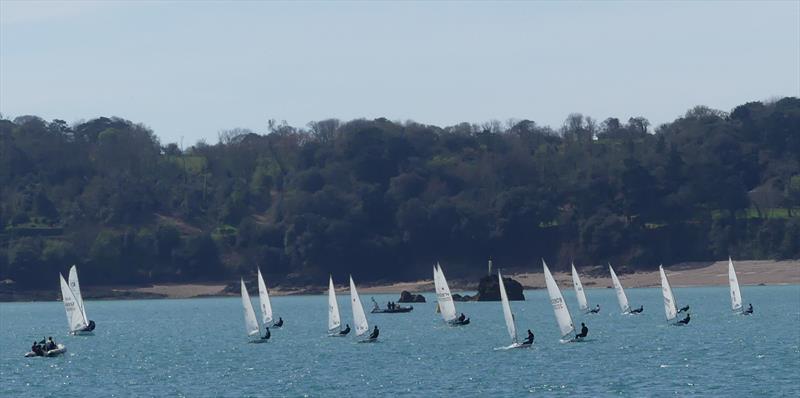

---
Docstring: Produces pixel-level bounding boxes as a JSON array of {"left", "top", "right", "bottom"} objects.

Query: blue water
[{"left": 1, "top": 285, "right": 799, "bottom": 397}]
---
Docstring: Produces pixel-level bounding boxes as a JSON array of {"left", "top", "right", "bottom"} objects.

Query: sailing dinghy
[
  {"left": 659, "top": 265, "right": 687, "bottom": 326},
  {"left": 433, "top": 263, "right": 469, "bottom": 326},
  {"left": 543, "top": 260, "right": 582, "bottom": 343},
  {"left": 571, "top": 263, "right": 590, "bottom": 313},
  {"left": 257, "top": 268, "right": 279, "bottom": 328},
  {"left": 350, "top": 276, "right": 377, "bottom": 342},
  {"left": 728, "top": 258, "right": 749, "bottom": 315},
  {"left": 609, "top": 264, "right": 641, "bottom": 315},
  {"left": 60, "top": 266, "right": 95, "bottom": 335},
  {"left": 241, "top": 279, "right": 269, "bottom": 343},
  {"left": 328, "top": 276, "right": 347, "bottom": 336},
  {"left": 495, "top": 271, "right": 531, "bottom": 350}
]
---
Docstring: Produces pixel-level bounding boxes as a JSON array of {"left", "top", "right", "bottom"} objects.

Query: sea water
[{"left": 1, "top": 285, "right": 798, "bottom": 397}]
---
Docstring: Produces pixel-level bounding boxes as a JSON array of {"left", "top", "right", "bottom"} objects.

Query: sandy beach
[
  {"left": 121, "top": 260, "right": 798, "bottom": 299},
  {"left": 3, "top": 260, "right": 796, "bottom": 302}
]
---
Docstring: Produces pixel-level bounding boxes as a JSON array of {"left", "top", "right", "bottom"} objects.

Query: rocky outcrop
[
  {"left": 398, "top": 290, "right": 426, "bottom": 303},
  {"left": 452, "top": 293, "right": 477, "bottom": 302},
  {"left": 476, "top": 275, "right": 525, "bottom": 301}
]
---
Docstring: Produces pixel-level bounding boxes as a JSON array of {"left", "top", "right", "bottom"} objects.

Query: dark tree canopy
[{"left": 1, "top": 98, "right": 798, "bottom": 288}]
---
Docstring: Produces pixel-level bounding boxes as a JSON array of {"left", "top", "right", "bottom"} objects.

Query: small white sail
[
  {"left": 349, "top": 276, "right": 369, "bottom": 336},
  {"left": 498, "top": 271, "right": 518, "bottom": 344},
  {"left": 571, "top": 263, "right": 589, "bottom": 312},
  {"left": 609, "top": 264, "right": 631, "bottom": 314},
  {"left": 241, "top": 279, "right": 260, "bottom": 337},
  {"left": 728, "top": 258, "right": 743, "bottom": 312},
  {"left": 543, "top": 260, "right": 575, "bottom": 338},
  {"left": 68, "top": 265, "right": 88, "bottom": 323},
  {"left": 434, "top": 263, "right": 458, "bottom": 323},
  {"left": 659, "top": 265, "right": 678, "bottom": 321},
  {"left": 328, "top": 276, "right": 341, "bottom": 331},
  {"left": 257, "top": 268, "right": 274, "bottom": 326},
  {"left": 60, "top": 273, "right": 88, "bottom": 332}
]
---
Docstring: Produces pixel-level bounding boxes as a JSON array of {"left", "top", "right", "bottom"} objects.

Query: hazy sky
[{"left": 1, "top": 1, "right": 798, "bottom": 145}]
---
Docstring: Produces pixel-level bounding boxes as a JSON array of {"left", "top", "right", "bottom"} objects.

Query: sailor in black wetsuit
[
  {"left": 273, "top": 317, "right": 283, "bottom": 327},
  {"left": 45, "top": 337, "right": 56, "bottom": 351},
  {"left": 631, "top": 305, "right": 644, "bottom": 314},
  {"left": 261, "top": 327, "right": 271, "bottom": 340},
  {"left": 677, "top": 313, "right": 690, "bottom": 324},
  {"left": 339, "top": 324, "right": 350, "bottom": 335},
  {"left": 589, "top": 304, "right": 600, "bottom": 314},
  {"left": 575, "top": 323, "right": 588, "bottom": 339},
  {"left": 31, "top": 341, "right": 43, "bottom": 356},
  {"left": 744, "top": 303, "right": 753, "bottom": 315},
  {"left": 678, "top": 305, "right": 690, "bottom": 313},
  {"left": 522, "top": 329, "right": 534, "bottom": 345},
  {"left": 458, "top": 313, "right": 466, "bottom": 323},
  {"left": 368, "top": 325, "right": 379, "bottom": 340}
]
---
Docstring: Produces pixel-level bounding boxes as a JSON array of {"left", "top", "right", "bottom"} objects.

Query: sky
[{"left": 1, "top": 0, "right": 798, "bottom": 145}]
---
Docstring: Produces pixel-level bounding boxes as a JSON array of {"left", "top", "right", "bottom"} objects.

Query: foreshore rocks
[{"left": 398, "top": 290, "right": 426, "bottom": 303}]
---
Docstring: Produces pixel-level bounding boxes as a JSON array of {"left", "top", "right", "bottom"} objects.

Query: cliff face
[{"left": 476, "top": 276, "right": 525, "bottom": 301}]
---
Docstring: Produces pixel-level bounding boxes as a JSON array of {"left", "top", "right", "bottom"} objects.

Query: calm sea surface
[{"left": 1, "top": 285, "right": 799, "bottom": 397}]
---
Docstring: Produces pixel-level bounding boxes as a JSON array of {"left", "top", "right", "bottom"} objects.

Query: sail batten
[
  {"left": 257, "top": 268, "right": 273, "bottom": 326},
  {"left": 728, "top": 258, "right": 743, "bottom": 312},
  {"left": 571, "top": 263, "right": 589, "bottom": 312},
  {"left": 328, "top": 276, "right": 341, "bottom": 331},
  {"left": 241, "top": 279, "right": 260, "bottom": 337},
  {"left": 498, "top": 271, "right": 517, "bottom": 344},
  {"left": 543, "top": 260, "right": 575, "bottom": 338},
  {"left": 659, "top": 265, "right": 678, "bottom": 321},
  {"left": 609, "top": 265, "right": 631, "bottom": 314},
  {"left": 349, "top": 276, "right": 369, "bottom": 336}
]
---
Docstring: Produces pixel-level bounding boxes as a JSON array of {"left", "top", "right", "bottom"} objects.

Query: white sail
[
  {"left": 543, "top": 260, "right": 575, "bottom": 338},
  {"left": 728, "top": 258, "right": 743, "bottom": 312},
  {"left": 659, "top": 265, "right": 678, "bottom": 321},
  {"left": 68, "top": 265, "right": 88, "bottom": 323},
  {"left": 328, "top": 276, "right": 341, "bottom": 331},
  {"left": 571, "top": 263, "right": 589, "bottom": 312},
  {"left": 498, "top": 271, "right": 517, "bottom": 344},
  {"left": 434, "top": 263, "right": 458, "bottom": 322},
  {"left": 609, "top": 264, "right": 631, "bottom": 314},
  {"left": 257, "top": 268, "right": 273, "bottom": 326},
  {"left": 241, "top": 279, "right": 260, "bottom": 337},
  {"left": 349, "top": 276, "right": 369, "bottom": 336},
  {"left": 60, "top": 274, "right": 87, "bottom": 332}
]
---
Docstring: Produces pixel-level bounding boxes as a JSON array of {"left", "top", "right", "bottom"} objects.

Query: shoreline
[{"left": 1, "top": 260, "right": 797, "bottom": 302}]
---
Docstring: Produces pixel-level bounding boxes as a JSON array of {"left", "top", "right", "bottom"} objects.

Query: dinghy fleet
[{"left": 27, "top": 258, "right": 754, "bottom": 357}]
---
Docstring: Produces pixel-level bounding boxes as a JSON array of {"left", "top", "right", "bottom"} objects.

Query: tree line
[{"left": 1, "top": 98, "right": 798, "bottom": 289}]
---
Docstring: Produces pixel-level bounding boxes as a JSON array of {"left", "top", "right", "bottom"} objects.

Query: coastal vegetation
[{"left": 1, "top": 98, "right": 798, "bottom": 289}]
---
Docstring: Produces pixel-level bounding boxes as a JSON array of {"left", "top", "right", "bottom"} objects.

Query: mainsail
[
  {"left": 498, "top": 271, "right": 518, "bottom": 344},
  {"left": 434, "top": 263, "right": 458, "bottom": 323},
  {"left": 543, "top": 260, "right": 575, "bottom": 338},
  {"left": 60, "top": 273, "right": 88, "bottom": 332},
  {"left": 609, "top": 264, "right": 631, "bottom": 314},
  {"left": 349, "top": 276, "right": 369, "bottom": 336},
  {"left": 728, "top": 258, "right": 743, "bottom": 312},
  {"left": 241, "top": 279, "right": 260, "bottom": 337},
  {"left": 571, "top": 263, "right": 589, "bottom": 312},
  {"left": 257, "top": 268, "right": 273, "bottom": 326},
  {"left": 328, "top": 276, "right": 341, "bottom": 331},
  {"left": 659, "top": 265, "right": 678, "bottom": 321},
  {"left": 68, "top": 265, "right": 88, "bottom": 323}
]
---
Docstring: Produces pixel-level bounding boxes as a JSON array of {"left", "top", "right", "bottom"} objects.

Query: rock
[
  {"left": 398, "top": 290, "right": 426, "bottom": 303},
  {"left": 452, "top": 293, "right": 477, "bottom": 301},
  {"left": 476, "top": 275, "right": 525, "bottom": 301}
]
